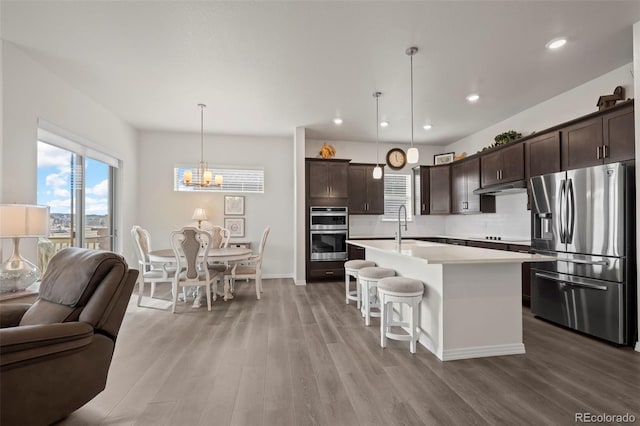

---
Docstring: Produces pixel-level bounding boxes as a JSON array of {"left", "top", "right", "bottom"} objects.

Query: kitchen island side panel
[{"left": 364, "top": 248, "right": 524, "bottom": 361}]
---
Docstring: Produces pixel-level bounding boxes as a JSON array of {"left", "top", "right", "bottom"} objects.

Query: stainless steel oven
[{"left": 310, "top": 207, "right": 348, "bottom": 261}]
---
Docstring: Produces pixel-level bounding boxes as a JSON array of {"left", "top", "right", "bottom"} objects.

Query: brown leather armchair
[{"left": 0, "top": 248, "right": 138, "bottom": 426}]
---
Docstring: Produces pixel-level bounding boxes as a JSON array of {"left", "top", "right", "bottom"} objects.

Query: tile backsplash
[{"left": 444, "top": 192, "right": 530, "bottom": 239}]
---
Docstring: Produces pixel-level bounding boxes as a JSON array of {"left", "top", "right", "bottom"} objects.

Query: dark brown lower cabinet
[
  {"left": 348, "top": 244, "right": 365, "bottom": 260},
  {"left": 306, "top": 260, "right": 346, "bottom": 280}
]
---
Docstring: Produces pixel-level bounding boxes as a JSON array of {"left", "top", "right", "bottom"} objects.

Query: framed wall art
[
  {"left": 224, "top": 217, "right": 245, "bottom": 237},
  {"left": 434, "top": 152, "right": 455, "bottom": 165},
  {"left": 224, "top": 195, "right": 245, "bottom": 215}
]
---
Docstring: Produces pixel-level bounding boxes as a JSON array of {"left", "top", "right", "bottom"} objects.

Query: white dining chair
[
  {"left": 131, "top": 225, "right": 176, "bottom": 307},
  {"left": 225, "top": 226, "right": 270, "bottom": 300},
  {"left": 207, "top": 226, "right": 231, "bottom": 301},
  {"left": 170, "top": 227, "right": 215, "bottom": 313}
]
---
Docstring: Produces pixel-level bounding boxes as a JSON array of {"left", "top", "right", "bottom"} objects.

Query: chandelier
[{"left": 183, "top": 104, "right": 223, "bottom": 187}]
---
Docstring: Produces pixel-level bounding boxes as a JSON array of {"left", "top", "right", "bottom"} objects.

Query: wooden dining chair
[
  {"left": 169, "top": 227, "right": 214, "bottom": 313},
  {"left": 225, "top": 226, "right": 270, "bottom": 300},
  {"left": 131, "top": 225, "right": 176, "bottom": 307}
]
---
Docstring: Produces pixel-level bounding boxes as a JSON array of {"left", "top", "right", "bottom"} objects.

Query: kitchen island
[{"left": 347, "top": 239, "right": 553, "bottom": 361}]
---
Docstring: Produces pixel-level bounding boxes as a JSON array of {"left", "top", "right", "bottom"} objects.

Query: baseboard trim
[
  {"left": 294, "top": 279, "right": 307, "bottom": 286},
  {"left": 441, "top": 343, "right": 526, "bottom": 361},
  {"left": 262, "top": 273, "right": 293, "bottom": 279}
]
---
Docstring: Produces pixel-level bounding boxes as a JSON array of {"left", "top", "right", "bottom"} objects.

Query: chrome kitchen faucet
[{"left": 396, "top": 205, "right": 408, "bottom": 245}]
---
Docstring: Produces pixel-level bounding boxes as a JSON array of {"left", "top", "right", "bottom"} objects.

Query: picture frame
[
  {"left": 224, "top": 218, "right": 245, "bottom": 238},
  {"left": 224, "top": 195, "right": 245, "bottom": 215},
  {"left": 434, "top": 152, "right": 455, "bottom": 165}
]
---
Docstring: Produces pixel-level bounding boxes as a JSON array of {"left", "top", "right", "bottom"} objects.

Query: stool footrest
[
  {"left": 387, "top": 321, "right": 409, "bottom": 328},
  {"left": 385, "top": 332, "right": 412, "bottom": 341}
]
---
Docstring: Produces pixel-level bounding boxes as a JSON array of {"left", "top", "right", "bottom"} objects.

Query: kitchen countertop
[
  {"left": 348, "top": 234, "right": 532, "bottom": 246},
  {"left": 347, "top": 239, "right": 550, "bottom": 265}
]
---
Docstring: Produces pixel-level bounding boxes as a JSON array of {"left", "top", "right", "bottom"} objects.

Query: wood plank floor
[{"left": 61, "top": 278, "right": 640, "bottom": 426}]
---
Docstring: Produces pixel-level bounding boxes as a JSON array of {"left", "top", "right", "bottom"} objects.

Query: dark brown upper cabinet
[
  {"left": 451, "top": 158, "right": 495, "bottom": 214},
  {"left": 561, "top": 116, "right": 603, "bottom": 170},
  {"left": 413, "top": 166, "right": 430, "bottom": 215},
  {"left": 561, "top": 102, "right": 635, "bottom": 170},
  {"left": 525, "top": 131, "right": 561, "bottom": 179},
  {"left": 348, "top": 163, "right": 384, "bottom": 214},
  {"left": 429, "top": 164, "right": 451, "bottom": 215},
  {"left": 480, "top": 142, "right": 525, "bottom": 188},
  {"left": 306, "top": 159, "right": 350, "bottom": 204},
  {"left": 603, "top": 103, "right": 635, "bottom": 164}
]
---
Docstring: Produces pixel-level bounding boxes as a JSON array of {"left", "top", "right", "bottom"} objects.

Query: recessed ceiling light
[
  {"left": 380, "top": 121, "right": 389, "bottom": 128},
  {"left": 546, "top": 37, "right": 567, "bottom": 50},
  {"left": 466, "top": 94, "right": 480, "bottom": 102},
  {"left": 333, "top": 118, "right": 343, "bottom": 125},
  {"left": 423, "top": 124, "right": 432, "bottom": 130}
]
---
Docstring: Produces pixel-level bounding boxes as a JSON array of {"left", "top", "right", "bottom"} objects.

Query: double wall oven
[{"left": 309, "top": 206, "right": 348, "bottom": 262}]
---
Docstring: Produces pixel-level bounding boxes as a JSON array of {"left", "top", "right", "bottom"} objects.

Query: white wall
[
  {"left": 1, "top": 42, "right": 138, "bottom": 264},
  {"left": 444, "top": 62, "right": 635, "bottom": 239},
  {"left": 306, "top": 138, "right": 447, "bottom": 237},
  {"left": 294, "top": 127, "right": 306, "bottom": 284},
  {"left": 138, "top": 131, "right": 293, "bottom": 278}
]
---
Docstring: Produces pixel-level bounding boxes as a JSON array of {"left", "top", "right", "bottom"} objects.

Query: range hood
[{"left": 472, "top": 179, "right": 527, "bottom": 196}]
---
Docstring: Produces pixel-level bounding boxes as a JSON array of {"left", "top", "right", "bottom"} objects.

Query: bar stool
[
  {"left": 344, "top": 259, "right": 376, "bottom": 308},
  {"left": 378, "top": 276, "right": 424, "bottom": 354},
  {"left": 358, "top": 267, "right": 395, "bottom": 326}
]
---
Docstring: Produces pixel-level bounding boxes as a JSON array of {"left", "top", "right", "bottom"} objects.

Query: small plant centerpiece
[{"left": 480, "top": 130, "right": 522, "bottom": 152}]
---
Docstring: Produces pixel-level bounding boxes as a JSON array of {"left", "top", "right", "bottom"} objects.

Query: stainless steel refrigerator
[{"left": 530, "top": 162, "right": 636, "bottom": 345}]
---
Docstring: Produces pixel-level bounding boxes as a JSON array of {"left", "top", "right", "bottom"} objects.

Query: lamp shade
[
  {"left": 372, "top": 165, "right": 383, "bottom": 179},
  {"left": 0, "top": 204, "right": 49, "bottom": 238},
  {"left": 191, "top": 208, "right": 208, "bottom": 221}
]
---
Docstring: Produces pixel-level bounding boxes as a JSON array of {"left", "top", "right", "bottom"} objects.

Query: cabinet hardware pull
[
  {"left": 596, "top": 146, "right": 601, "bottom": 160},
  {"left": 496, "top": 170, "right": 499, "bottom": 180},
  {"left": 603, "top": 145, "right": 608, "bottom": 159},
  {"left": 325, "top": 271, "right": 334, "bottom": 275},
  {"left": 422, "top": 203, "right": 426, "bottom": 211}
]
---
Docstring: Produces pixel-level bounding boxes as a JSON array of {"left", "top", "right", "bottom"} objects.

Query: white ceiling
[{"left": 2, "top": 1, "right": 640, "bottom": 145}]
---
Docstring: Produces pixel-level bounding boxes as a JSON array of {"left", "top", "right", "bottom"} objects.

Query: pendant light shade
[
  {"left": 407, "top": 147, "right": 419, "bottom": 164},
  {"left": 406, "top": 46, "right": 419, "bottom": 165},
  {"left": 372, "top": 91, "right": 383, "bottom": 180}
]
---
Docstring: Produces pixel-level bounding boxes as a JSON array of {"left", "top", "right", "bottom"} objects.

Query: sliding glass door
[{"left": 37, "top": 141, "right": 115, "bottom": 253}]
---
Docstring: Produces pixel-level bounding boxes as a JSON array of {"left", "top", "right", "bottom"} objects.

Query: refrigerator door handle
[
  {"left": 558, "top": 258, "right": 609, "bottom": 266},
  {"left": 559, "top": 179, "right": 566, "bottom": 243},
  {"left": 567, "top": 178, "right": 575, "bottom": 244},
  {"left": 534, "top": 271, "right": 609, "bottom": 291}
]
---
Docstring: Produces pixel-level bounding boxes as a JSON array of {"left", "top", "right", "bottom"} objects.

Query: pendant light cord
[
  {"left": 200, "top": 104, "right": 204, "bottom": 162},
  {"left": 410, "top": 53, "right": 414, "bottom": 148},
  {"left": 376, "top": 93, "right": 380, "bottom": 166}
]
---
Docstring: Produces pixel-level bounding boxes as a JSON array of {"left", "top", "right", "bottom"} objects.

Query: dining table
[{"left": 148, "top": 247, "right": 252, "bottom": 306}]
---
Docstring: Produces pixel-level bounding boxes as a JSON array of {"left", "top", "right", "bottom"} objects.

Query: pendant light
[
  {"left": 406, "top": 46, "right": 419, "bottom": 164},
  {"left": 372, "top": 91, "right": 383, "bottom": 179},
  {"left": 183, "top": 104, "right": 222, "bottom": 187}
]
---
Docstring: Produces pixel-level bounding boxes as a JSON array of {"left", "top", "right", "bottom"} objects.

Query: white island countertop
[{"left": 347, "top": 239, "right": 552, "bottom": 265}]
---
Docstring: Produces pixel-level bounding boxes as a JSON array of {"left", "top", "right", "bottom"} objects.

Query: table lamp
[
  {"left": 0, "top": 204, "right": 50, "bottom": 293},
  {"left": 192, "top": 208, "right": 207, "bottom": 230}
]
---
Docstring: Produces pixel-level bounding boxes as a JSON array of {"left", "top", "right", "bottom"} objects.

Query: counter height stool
[
  {"left": 378, "top": 277, "right": 424, "bottom": 354},
  {"left": 358, "top": 267, "right": 395, "bottom": 326},
  {"left": 344, "top": 259, "right": 376, "bottom": 308}
]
